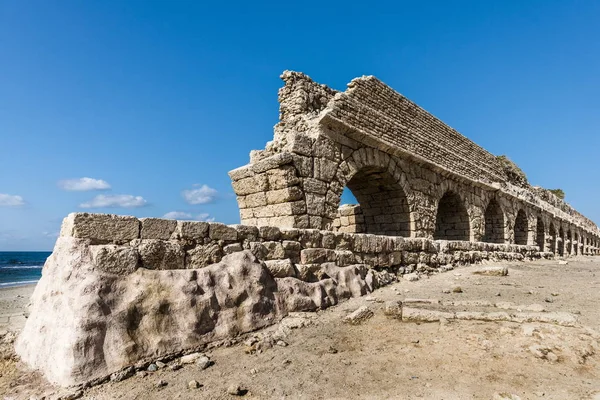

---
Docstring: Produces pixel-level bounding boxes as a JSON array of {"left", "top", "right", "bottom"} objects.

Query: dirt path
[{"left": 3, "top": 257, "right": 600, "bottom": 399}]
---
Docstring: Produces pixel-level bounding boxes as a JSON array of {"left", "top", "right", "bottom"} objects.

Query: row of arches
[{"left": 336, "top": 163, "right": 599, "bottom": 255}]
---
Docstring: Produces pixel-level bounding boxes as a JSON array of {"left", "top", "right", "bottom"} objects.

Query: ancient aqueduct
[
  {"left": 231, "top": 71, "right": 600, "bottom": 256},
  {"left": 16, "top": 71, "right": 600, "bottom": 386}
]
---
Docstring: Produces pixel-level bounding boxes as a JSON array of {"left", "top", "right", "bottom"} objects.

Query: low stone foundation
[{"left": 17, "top": 213, "right": 545, "bottom": 386}]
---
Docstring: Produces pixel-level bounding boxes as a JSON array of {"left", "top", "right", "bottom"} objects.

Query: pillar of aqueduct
[{"left": 230, "top": 71, "right": 600, "bottom": 255}]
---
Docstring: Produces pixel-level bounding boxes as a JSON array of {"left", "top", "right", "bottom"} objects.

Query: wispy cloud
[
  {"left": 42, "top": 231, "right": 59, "bottom": 239},
  {"left": 58, "top": 177, "right": 111, "bottom": 191},
  {"left": 162, "top": 211, "right": 215, "bottom": 222},
  {"left": 80, "top": 194, "right": 147, "bottom": 209},
  {"left": 182, "top": 184, "right": 218, "bottom": 205},
  {"left": 0, "top": 231, "right": 25, "bottom": 241},
  {"left": 0, "top": 194, "right": 25, "bottom": 207}
]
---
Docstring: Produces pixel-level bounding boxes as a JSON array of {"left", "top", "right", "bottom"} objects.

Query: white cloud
[
  {"left": 80, "top": 194, "right": 147, "bottom": 209},
  {"left": 182, "top": 184, "right": 218, "bottom": 205},
  {"left": 162, "top": 211, "right": 215, "bottom": 222},
  {"left": 58, "top": 177, "right": 111, "bottom": 191},
  {"left": 0, "top": 194, "right": 25, "bottom": 207},
  {"left": 42, "top": 231, "right": 59, "bottom": 239}
]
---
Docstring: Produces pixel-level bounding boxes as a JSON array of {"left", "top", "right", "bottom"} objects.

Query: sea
[{"left": 0, "top": 251, "right": 50, "bottom": 288}]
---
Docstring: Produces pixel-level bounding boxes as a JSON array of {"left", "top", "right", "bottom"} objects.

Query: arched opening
[
  {"left": 536, "top": 217, "right": 545, "bottom": 251},
  {"left": 566, "top": 230, "right": 572, "bottom": 255},
  {"left": 514, "top": 209, "right": 528, "bottom": 245},
  {"left": 434, "top": 191, "right": 470, "bottom": 241},
  {"left": 574, "top": 233, "right": 579, "bottom": 255},
  {"left": 558, "top": 226, "right": 565, "bottom": 256},
  {"left": 549, "top": 223, "right": 557, "bottom": 254},
  {"left": 483, "top": 198, "right": 505, "bottom": 243},
  {"left": 335, "top": 166, "right": 410, "bottom": 236}
]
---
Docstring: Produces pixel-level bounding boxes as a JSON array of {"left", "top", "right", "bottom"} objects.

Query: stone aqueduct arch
[{"left": 229, "top": 71, "right": 600, "bottom": 256}]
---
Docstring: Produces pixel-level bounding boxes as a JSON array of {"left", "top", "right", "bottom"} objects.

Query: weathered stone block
[
  {"left": 137, "top": 240, "right": 185, "bottom": 270},
  {"left": 298, "top": 229, "right": 322, "bottom": 248},
  {"left": 231, "top": 175, "right": 269, "bottom": 195},
  {"left": 233, "top": 225, "right": 259, "bottom": 241},
  {"left": 61, "top": 213, "right": 140, "bottom": 243},
  {"left": 263, "top": 241, "right": 286, "bottom": 260},
  {"left": 223, "top": 243, "right": 243, "bottom": 255},
  {"left": 209, "top": 223, "right": 238, "bottom": 241},
  {"left": 90, "top": 245, "right": 139, "bottom": 275},
  {"left": 187, "top": 242, "right": 223, "bottom": 268},
  {"left": 140, "top": 218, "right": 177, "bottom": 240},
  {"left": 258, "top": 226, "right": 281, "bottom": 241},
  {"left": 264, "top": 259, "right": 296, "bottom": 278},
  {"left": 300, "top": 248, "right": 336, "bottom": 264},
  {"left": 265, "top": 187, "right": 303, "bottom": 205},
  {"left": 171, "top": 221, "right": 209, "bottom": 240}
]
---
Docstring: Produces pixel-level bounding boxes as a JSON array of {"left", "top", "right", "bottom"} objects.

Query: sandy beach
[
  {"left": 3, "top": 258, "right": 600, "bottom": 399},
  {"left": 0, "top": 284, "right": 34, "bottom": 333}
]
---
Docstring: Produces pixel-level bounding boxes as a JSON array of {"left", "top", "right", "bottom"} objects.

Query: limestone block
[
  {"left": 402, "top": 307, "right": 455, "bottom": 322},
  {"left": 282, "top": 240, "right": 301, "bottom": 262},
  {"left": 472, "top": 266, "right": 509, "bottom": 276},
  {"left": 136, "top": 240, "right": 185, "bottom": 270},
  {"left": 314, "top": 158, "right": 338, "bottom": 181},
  {"left": 309, "top": 215, "right": 323, "bottom": 229},
  {"left": 298, "top": 229, "right": 322, "bottom": 248},
  {"left": 342, "top": 306, "right": 373, "bottom": 325},
  {"left": 263, "top": 241, "right": 286, "bottom": 260},
  {"left": 303, "top": 178, "right": 328, "bottom": 195},
  {"left": 335, "top": 250, "right": 355, "bottom": 266},
  {"left": 290, "top": 133, "right": 314, "bottom": 157},
  {"left": 248, "top": 242, "right": 267, "bottom": 259},
  {"left": 140, "top": 218, "right": 177, "bottom": 240},
  {"left": 280, "top": 228, "right": 300, "bottom": 241},
  {"left": 61, "top": 213, "right": 140, "bottom": 243},
  {"left": 300, "top": 248, "right": 336, "bottom": 264},
  {"left": 264, "top": 259, "right": 296, "bottom": 278},
  {"left": 223, "top": 243, "right": 243, "bottom": 255},
  {"left": 209, "top": 223, "right": 238, "bottom": 241},
  {"left": 258, "top": 226, "right": 281, "bottom": 241},
  {"left": 306, "top": 193, "right": 326, "bottom": 216},
  {"left": 233, "top": 225, "right": 259, "bottom": 242},
  {"left": 265, "top": 187, "right": 303, "bottom": 205},
  {"left": 269, "top": 215, "right": 298, "bottom": 228},
  {"left": 245, "top": 192, "right": 268, "bottom": 208},
  {"left": 90, "top": 245, "right": 139, "bottom": 275},
  {"left": 291, "top": 154, "right": 313, "bottom": 177},
  {"left": 171, "top": 221, "right": 209, "bottom": 241},
  {"left": 321, "top": 231, "right": 336, "bottom": 249},
  {"left": 295, "top": 263, "right": 322, "bottom": 281},
  {"left": 187, "top": 243, "right": 223, "bottom": 268},
  {"left": 239, "top": 208, "right": 254, "bottom": 220},
  {"left": 231, "top": 175, "right": 269, "bottom": 196},
  {"left": 266, "top": 166, "right": 300, "bottom": 190},
  {"left": 250, "top": 153, "right": 294, "bottom": 174},
  {"left": 334, "top": 232, "right": 354, "bottom": 250},
  {"left": 271, "top": 201, "right": 307, "bottom": 216},
  {"left": 228, "top": 165, "right": 254, "bottom": 181},
  {"left": 383, "top": 301, "right": 403, "bottom": 319}
]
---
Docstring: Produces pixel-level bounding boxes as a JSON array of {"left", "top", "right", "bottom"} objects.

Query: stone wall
[
  {"left": 17, "top": 212, "right": 548, "bottom": 386},
  {"left": 229, "top": 71, "right": 600, "bottom": 254}
]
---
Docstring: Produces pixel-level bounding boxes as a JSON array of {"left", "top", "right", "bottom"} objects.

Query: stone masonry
[
  {"left": 229, "top": 71, "right": 600, "bottom": 255},
  {"left": 16, "top": 71, "right": 600, "bottom": 387}
]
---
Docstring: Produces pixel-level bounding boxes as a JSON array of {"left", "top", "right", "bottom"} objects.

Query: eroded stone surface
[{"left": 16, "top": 240, "right": 374, "bottom": 386}]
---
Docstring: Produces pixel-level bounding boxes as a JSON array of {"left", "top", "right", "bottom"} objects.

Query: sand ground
[{"left": 2, "top": 257, "right": 600, "bottom": 399}]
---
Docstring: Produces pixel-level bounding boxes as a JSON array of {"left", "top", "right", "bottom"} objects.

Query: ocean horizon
[{"left": 0, "top": 251, "right": 50, "bottom": 289}]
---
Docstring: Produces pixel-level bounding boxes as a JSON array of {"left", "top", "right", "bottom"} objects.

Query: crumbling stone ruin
[{"left": 16, "top": 71, "right": 600, "bottom": 387}]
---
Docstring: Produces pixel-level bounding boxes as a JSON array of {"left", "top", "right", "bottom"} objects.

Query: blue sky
[{"left": 1, "top": 0, "right": 599, "bottom": 251}]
